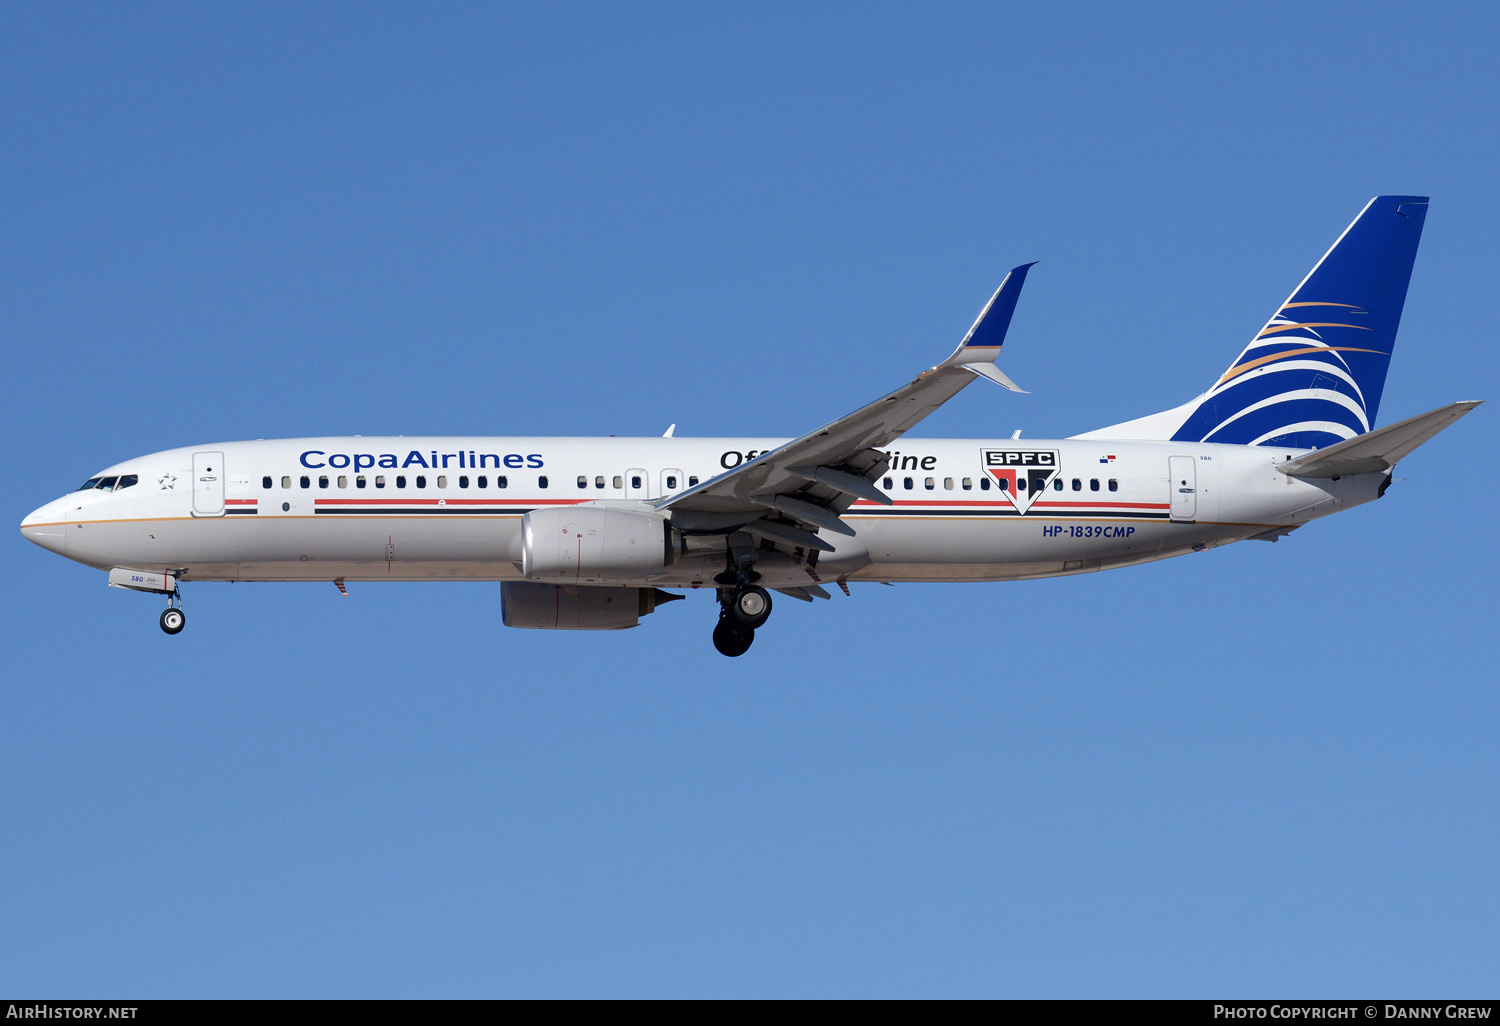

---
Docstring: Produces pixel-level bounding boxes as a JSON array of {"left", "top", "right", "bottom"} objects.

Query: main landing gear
[
  {"left": 712, "top": 616, "right": 754, "bottom": 658},
  {"left": 711, "top": 577, "right": 773, "bottom": 658}
]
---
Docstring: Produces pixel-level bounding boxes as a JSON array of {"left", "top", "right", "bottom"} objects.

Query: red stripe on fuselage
[{"left": 313, "top": 497, "right": 584, "bottom": 506}]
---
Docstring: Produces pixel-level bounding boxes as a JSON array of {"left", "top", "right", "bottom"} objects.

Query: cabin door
[{"left": 192, "top": 451, "right": 226, "bottom": 516}]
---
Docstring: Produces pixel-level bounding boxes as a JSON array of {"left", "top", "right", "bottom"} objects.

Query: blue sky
[{"left": 3, "top": 2, "right": 1496, "bottom": 998}]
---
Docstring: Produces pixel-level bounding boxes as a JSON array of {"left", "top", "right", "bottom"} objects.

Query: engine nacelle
[
  {"left": 501, "top": 583, "right": 677, "bottom": 630},
  {"left": 521, "top": 506, "right": 680, "bottom": 584}
]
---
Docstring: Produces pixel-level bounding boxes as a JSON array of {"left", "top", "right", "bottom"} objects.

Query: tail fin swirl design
[{"left": 1168, "top": 196, "right": 1428, "bottom": 448}]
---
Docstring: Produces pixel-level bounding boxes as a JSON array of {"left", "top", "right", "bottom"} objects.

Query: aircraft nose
[{"left": 20, "top": 500, "right": 68, "bottom": 556}]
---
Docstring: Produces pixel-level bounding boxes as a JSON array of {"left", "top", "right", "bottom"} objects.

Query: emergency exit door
[
  {"left": 624, "top": 468, "right": 648, "bottom": 500},
  {"left": 192, "top": 451, "right": 225, "bottom": 516},
  {"left": 1169, "top": 455, "right": 1196, "bottom": 522}
]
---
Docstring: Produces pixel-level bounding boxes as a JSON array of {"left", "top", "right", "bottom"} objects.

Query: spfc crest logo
[{"left": 980, "top": 449, "right": 1060, "bottom": 515}]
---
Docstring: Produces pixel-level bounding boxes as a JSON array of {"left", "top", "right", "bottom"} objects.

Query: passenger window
[
  {"left": 539, "top": 476, "right": 549, "bottom": 489},
  {"left": 961, "top": 477, "right": 972, "bottom": 490},
  {"left": 396, "top": 475, "right": 406, "bottom": 488},
  {"left": 281, "top": 476, "right": 292, "bottom": 489},
  {"left": 595, "top": 475, "right": 605, "bottom": 489},
  {"left": 1108, "top": 478, "right": 1118, "bottom": 492},
  {"left": 1090, "top": 478, "right": 1100, "bottom": 491},
  {"left": 998, "top": 479, "right": 1009, "bottom": 492},
  {"left": 613, "top": 475, "right": 623, "bottom": 489},
  {"left": 356, "top": 475, "right": 367, "bottom": 489},
  {"left": 459, "top": 476, "right": 469, "bottom": 489},
  {"left": 262, "top": 476, "right": 272, "bottom": 489},
  {"left": 631, "top": 475, "right": 642, "bottom": 489},
  {"left": 117, "top": 475, "right": 137, "bottom": 490},
  {"left": 924, "top": 477, "right": 935, "bottom": 490},
  {"left": 97, "top": 476, "right": 118, "bottom": 491},
  {"left": 318, "top": 475, "right": 329, "bottom": 489},
  {"left": 337, "top": 475, "right": 348, "bottom": 488},
  {"left": 943, "top": 477, "right": 954, "bottom": 490},
  {"left": 477, "top": 475, "right": 487, "bottom": 488},
  {"left": 1053, "top": 479, "right": 1063, "bottom": 491},
  {"left": 883, "top": 477, "right": 894, "bottom": 490},
  {"left": 300, "top": 476, "right": 310, "bottom": 489},
  {"left": 688, "top": 476, "right": 699, "bottom": 487},
  {"left": 1072, "top": 478, "right": 1082, "bottom": 491},
  {"left": 415, "top": 475, "right": 427, "bottom": 488},
  {"left": 498, "top": 476, "right": 508, "bottom": 488},
  {"left": 980, "top": 478, "right": 991, "bottom": 491},
  {"left": 666, "top": 475, "right": 678, "bottom": 490},
  {"left": 903, "top": 477, "right": 913, "bottom": 490},
  {"left": 375, "top": 475, "right": 386, "bottom": 488},
  {"left": 578, "top": 475, "right": 588, "bottom": 489},
  {"left": 436, "top": 475, "right": 447, "bottom": 488}
]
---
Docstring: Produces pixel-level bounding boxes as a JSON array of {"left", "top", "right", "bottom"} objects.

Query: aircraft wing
[{"left": 657, "top": 264, "right": 1035, "bottom": 549}]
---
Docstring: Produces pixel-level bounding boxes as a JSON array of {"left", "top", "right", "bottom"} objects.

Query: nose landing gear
[
  {"left": 158, "top": 583, "right": 185, "bottom": 635},
  {"left": 106, "top": 568, "right": 187, "bottom": 635}
]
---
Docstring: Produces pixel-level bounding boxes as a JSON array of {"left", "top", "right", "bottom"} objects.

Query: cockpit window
[{"left": 76, "top": 473, "right": 137, "bottom": 492}]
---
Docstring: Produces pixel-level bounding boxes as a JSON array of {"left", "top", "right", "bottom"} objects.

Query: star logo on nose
[{"left": 158, "top": 474, "right": 176, "bottom": 490}]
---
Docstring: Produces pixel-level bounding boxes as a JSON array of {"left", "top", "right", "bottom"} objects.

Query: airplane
[{"left": 20, "top": 195, "right": 1480, "bottom": 656}]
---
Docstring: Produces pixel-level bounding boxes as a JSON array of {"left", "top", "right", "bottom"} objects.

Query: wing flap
[
  {"left": 774, "top": 585, "right": 832, "bottom": 602},
  {"left": 743, "top": 518, "right": 837, "bottom": 553}
]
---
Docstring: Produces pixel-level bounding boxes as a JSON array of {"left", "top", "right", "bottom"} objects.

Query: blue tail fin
[{"left": 1078, "top": 197, "right": 1428, "bottom": 447}]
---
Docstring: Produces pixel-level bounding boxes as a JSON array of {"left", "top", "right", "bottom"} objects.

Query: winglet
[
  {"left": 941, "top": 262, "right": 1036, "bottom": 390},
  {"left": 958, "top": 262, "right": 1036, "bottom": 354},
  {"left": 964, "top": 362, "right": 1028, "bottom": 393}
]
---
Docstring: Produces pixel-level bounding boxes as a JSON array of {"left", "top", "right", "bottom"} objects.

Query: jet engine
[
  {"left": 521, "top": 506, "right": 683, "bottom": 585},
  {"left": 501, "top": 582, "right": 681, "bottom": 630}
]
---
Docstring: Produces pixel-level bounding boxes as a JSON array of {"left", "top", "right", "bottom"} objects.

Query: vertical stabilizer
[{"left": 1076, "top": 197, "right": 1428, "bottom": 446}]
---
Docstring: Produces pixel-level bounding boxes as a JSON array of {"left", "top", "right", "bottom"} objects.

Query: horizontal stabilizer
[{"left": 1279, "top": 400, "right": 1481, "bottom": 478}]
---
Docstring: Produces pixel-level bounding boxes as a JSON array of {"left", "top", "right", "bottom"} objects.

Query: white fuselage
[{"left": 20, "top": 435, "right": 1386, "bottom": 589}]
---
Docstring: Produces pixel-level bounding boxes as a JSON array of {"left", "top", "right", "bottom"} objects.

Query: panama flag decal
[{"left": 981, "top": 449, "right": 1061, "bottom": 514}]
